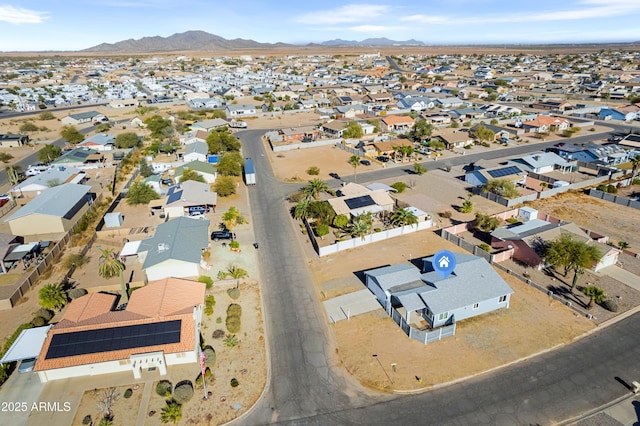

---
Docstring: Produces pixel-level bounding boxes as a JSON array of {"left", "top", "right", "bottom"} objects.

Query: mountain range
[{"left": 81, "top": 31, "right": 426, "bottom": 53}]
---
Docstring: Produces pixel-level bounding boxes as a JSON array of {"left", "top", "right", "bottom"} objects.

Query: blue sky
[{"left": 2, "top": 1, "right": 640, "bottom": 51}]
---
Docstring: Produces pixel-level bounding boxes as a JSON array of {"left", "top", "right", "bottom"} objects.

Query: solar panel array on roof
[
  {"left": 45, "top": 320, "right": 182, "bottom": 359},
  {"left": 487, "top": 166, "right": 522, "bottom": 178},
  {"left": 344, "top": 195, "right": 375, "bottom": 210}
]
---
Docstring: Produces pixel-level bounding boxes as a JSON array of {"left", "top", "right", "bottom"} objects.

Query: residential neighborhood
[{"left": 1, "top": 45, "right": 640, "bottom": 426}]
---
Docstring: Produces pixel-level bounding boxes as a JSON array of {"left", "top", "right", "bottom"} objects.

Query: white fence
[
  {"left": 310, "top": 220, "right": 433, "bottom": 257},
  {"left": 269, "top": 138, "right": 342, "bottom": 152},
  {"left": 391, "top": 308, "right": 456, "bottom": 344}
]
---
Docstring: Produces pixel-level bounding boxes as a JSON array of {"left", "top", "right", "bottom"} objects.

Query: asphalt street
[{"left": 238, "top": 129, "right": 640, "bottom": 425}]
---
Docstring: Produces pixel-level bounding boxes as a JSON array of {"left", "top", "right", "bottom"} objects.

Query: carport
[
  {"left": 0, "top": 325, "right": 51, "bottom": 365},
  {"left": 323, "top": 289, "right": 382, "bottom": 323}
]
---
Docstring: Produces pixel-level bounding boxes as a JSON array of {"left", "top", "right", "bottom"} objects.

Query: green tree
[
  {"left": 115, "top": 132, "right": 140, "bottom": 149},
  {"left": 39, "top": 283, "right": 67, "bottom": 311},
  {"left": 226, "top": 264, "right": 248, "bottom": 288},
  {"left": 342, "top": 121, "right": 363, "bottom": 139},
  {"left": 37, "top": 144, "right": 62, "bottom": 163},
  {"left": 303, "top": 179, "right": 331, "bottom": 200},
  {"left": 472, "top": 125, "right": 495, "bottom": 143},
  {"left": 138, "top": 159, "right": 153, "bottom": 178},
  {"left": 144, "top": 116, "right": 173, "bottom": 139},
  {"left": 217, "top": 151, "right": 243, "bottom": 176},
  {"left": 349, "top": 212, "right": 373, "bottom": 240},
  {"left": 333, "top": 214, "right": 349, "bottom": 229},
  {"left": 98, "top": 248, "right": 127, "bottom": 303},
  {"left": 221, "top": 206, "right": 245, "bottom": 229},
  {"left": 179, "top": 168, "right": 205, "bottom": 183},
  {"left": 460, "top": 199, "right": 474, "bottom": 213},
  {"left": 413, "top": 163, "right": 427, "bottom": 175},
  {"left": 126, "top": 181, "right": 159, "bottom": 205},
  {"left": 348, "top": 155, "right": 360, "bottom": 183},
  {"left": 315, "top": 223, "right": 330, "bottom": 239},
  {"left": 160, "top": 401, "right": 182, "bottom": 424},
  {"left": 308, "top": 200, "right": 335, "bottom": 224},
  {"left": 409, "top": 118, "right": 433, "bottom": 143},
  {"left": 582, "top": 285, "right": 605, "bottom": 310},
  {"left": 206, "top": 130, "right": 241, "bottom": 153},
  {"left": 545, "top": 234, "right": 602, "bottom": 291},
  {"left": 294, "top": 198, "right": 312, "bottom": 220},
  {"left": 482, "top": 179, "right": 520, "bottom": 199},
  {"left": 428, "top": 140, "right": 446, "bottom": 150},
  {"left": 390, "top": 208, "right": 418, "bottom": 227},
  {"left": 60, "top": 125, "right": 84, "bottom": 144},
  {"left": 474, "top": 212, "right": 501, "bottom": 232},
  {"left": 215, "top": 176, "right": 236, "bottom": 196}
]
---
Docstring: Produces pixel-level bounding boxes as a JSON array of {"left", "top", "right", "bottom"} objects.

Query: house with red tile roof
[
  {"left": 34, "top": 277, "right": 205, "bottom": 383},
  {"left": 521, "top": 115, "right": 570, "bottom": 133}
]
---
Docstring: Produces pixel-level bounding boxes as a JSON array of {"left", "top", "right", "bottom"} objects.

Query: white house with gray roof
[
  {"left": 136, "top": 216, "right": 209, "bottom": 281},
  {"left": 365, "top": 253, "right": 513, "bottom": 334},
  {"left": 12, "top": 166, "right": 85, "bottom": 197},
  {"left": 182, "top": 141, "right": 208, "bottom": 163},
  {"left": 175, "top": 161, "right": 217, "bottom": 184}
]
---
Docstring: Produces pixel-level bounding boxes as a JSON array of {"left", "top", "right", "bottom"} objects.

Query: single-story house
[
  {"left": 598, "top": 105, "right": 640, "bottom": 122},
  {"left": 191, "top": 119, "right": 229, "bottom": 132},
  {"left": 175, "top": 161, "right": 217, "bottom": 184},
  {"left": 511, "top": 152, "right": 574, "bottom": 174},
  {"left": 278, "top": 126, "right": 321, "bottom": 142},
  {"left": 365, "top": 253, "right": 513, "bottom": 332},
  {"left": 521, "top": 115, "right": 570, "bottom": 133},
  {"left": 163, "top": 180, "right": 217, "bottom": 218},
  {"left": 51, "top": 147, "right": 105, "bottom": 169},
  {"left": 181, "top": 141, "right": 208, "bottom": 163},
  {"left": 322, "top": 121, "right": 348, "bottom": 137},
  {"left": 137, "top": 217, "right": 210, "bottom": 281},
  {"left": 11, "top": 166, "right": 86, "bottom": 198},
  {"left": 0, "top": 134, "right": 29, "bottom": 147},
  {"left": 61, "top": 111, "right": 106, "bottom": 126},
  {"left": 491, "top": 215, "right": 619, "bottom": 271},
  {"left": 435, "top": 129, "right": 474, "bottom": 149},
  {"left": 327, "top": 183, "right": 394, "bottom": 218},
  {"left": 4, "top": 184, "right": 94, "bottom": 238},
  {"left": 77, "top": 133, "right": 115, "bottom": 151},
  {"left": 34, "top": 277, "right": 205, "bottom": 383},
  {"left": 465, "top": 164, "right": 527, "bottom": 187},
  {"left": 381, "top": 115, "right": 415, "bottom": 134},
  {"left": 369, "top": 139, "right": 414, "bottom": 159},
  {"left": 226, "top": 104, "right": 256, "bottom": 117}
]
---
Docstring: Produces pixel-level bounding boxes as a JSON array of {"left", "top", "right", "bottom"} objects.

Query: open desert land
[{"left": 307, "top": 228, "right": 595, "bottom": 392}]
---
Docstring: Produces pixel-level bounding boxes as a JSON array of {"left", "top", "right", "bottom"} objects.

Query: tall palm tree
[
  {"left": 38, "top": 283, "right": 68, "bottom": 311},
  {"left": 400, "top": 145, "right": 415, "bottom": 162},
  {"left": 390, "top": 208, "right": 419, "bottom": 227},
  {"left": 582, "top": 285, "right": 605, "bottom": 310},
  {"left": 348, "top": 155, "right": 360, "bottom": 183},
  {"left": 160, "top": 401, "right": 182, "bottom": 424},
  {"left": 303, "top": 178, "right": 330, "bottom": 200},
  {"left": 227, "top": 265, "right": 248, "bottom": 288},
  {"left": 294, "top": 198, "right": 312, "bottom": 220},
  {"left": 98, "top": 248, "right": 127, "bottom": 303}
]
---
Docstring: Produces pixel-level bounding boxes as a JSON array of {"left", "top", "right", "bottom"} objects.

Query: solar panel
[
  {"left": 45, "top": 320, "right": 182, "bottom": 359},
  {"left": 344, "top": 195, "right": 375, "bottom": 210},
  {"left": 487, "top": 166, "right": 522, "bottom": 178}
]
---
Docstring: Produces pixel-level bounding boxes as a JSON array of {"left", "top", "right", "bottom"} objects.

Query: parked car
[
  {"left": 18, "top": 358, "right": 36, "bottom": 373},
  {"left": 377, "top": 156, "right": 390, "bottom": 163},
  {"left": 160, "top": 177, "right": 174, "bottom": 185},
  {"left": 25, "top": 163, "right": 50, "bottom": 176},
  {"left": 0, "top": 199, "right": 9, "bottom": 208},
  {"left": 188, "top": 212, "right": 207, "bottom": 220},
  {"left": 0, "top": 194, "right": 10, "bottom": 201},
  {"left": 360, "top": 159, "right": 371, "bottom": 166},
  {"left": 211, "top": 230, "right": 236, "bottom": 241}
]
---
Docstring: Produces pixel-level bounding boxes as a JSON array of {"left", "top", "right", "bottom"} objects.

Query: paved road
[{"left": 238, "top": 129, "right": 640, "bottom": 425}]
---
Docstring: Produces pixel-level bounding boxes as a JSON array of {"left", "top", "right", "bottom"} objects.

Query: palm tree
[
  {"left": 98, "top": 248, "right": 127, "bottom": 303},
  {"left": 631, "top": 155, "right": 640, "bottom": 178},
  {"left": 390, "top": 208, "right": 419, "bottom": 227},
  {"left": 294, "top": 198, "right": 312, "bottom": 220},
  {"left": 39, "top": 283, "right": 67, "bottom": 311},
  {"left": 582, "top": 285, "right": 605, "bottom": 310},
  {"left": 349, "top": 213, "right": 373, "bottom": 240},
  {"left": 303, "top": 179, "right": 330, "bottom": 200},
  {"left": 400, "top": 145, "right": 415, "bottom": 162},
  {"left": 160, "top": 401, "right": 182, "bottom": 424},
  {"left": 227, "top": 264, "right": 248, "bottom": 288},
  {"left": 348, "top": 155, "right": 360, "bottom": 183}
]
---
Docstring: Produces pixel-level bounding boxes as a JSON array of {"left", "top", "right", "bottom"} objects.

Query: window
[
  {"left": 437, "top": 312, "right": 448, "bottom": 321},
  {"left": 499, "top": 295, "right": 507, "bottom": 303},
  {"left": 473, "top": 303, "right": 479, "bottom": 310}
]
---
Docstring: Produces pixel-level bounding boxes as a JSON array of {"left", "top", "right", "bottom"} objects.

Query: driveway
[
  {"left": 0, "top": 368, "right": 44, "bottom": 425},
  {"left": 323, "top": 289, "right": 382, "bottom": 323},
  {"left": 602, "top": 266, "right": 640, "bottom": 292}
]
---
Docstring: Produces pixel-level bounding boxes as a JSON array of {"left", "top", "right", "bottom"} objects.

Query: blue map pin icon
[{"left": 433, "top": 250, "right": 456, "bottom": 279}]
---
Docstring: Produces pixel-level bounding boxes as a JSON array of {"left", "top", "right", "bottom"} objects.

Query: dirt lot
[
  {"left": 308, "top": 229, "right": 595, "bottom": 392},
  {"left": 527, "top": 191, "right": 640, "bottom": 250}
]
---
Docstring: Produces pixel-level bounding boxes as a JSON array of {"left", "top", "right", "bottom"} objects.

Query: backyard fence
[
  {"left": 390, "top": 307, "right": 456, "bottom": 344},
  {"left": 588, "top": 188, "right": 640, "bottom": 210}
]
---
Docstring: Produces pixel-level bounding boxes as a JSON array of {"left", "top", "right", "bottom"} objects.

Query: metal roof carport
[{"left": 0, "top": 325, "right": 51, "bottom": 364}]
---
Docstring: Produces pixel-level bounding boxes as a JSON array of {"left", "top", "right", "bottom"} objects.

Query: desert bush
[
  {"left": 439, "top": 211, "right": 453, "bottom": 219},
  {"left": 230, "top": 378, "right": 239, "bottom": 388},
  {"left": 195, "top": 367, "right": 213, "bottom": 385},
  {"left": 32, "top": 316, "right": 46, "bottom": 326},
  {"left": 82, "top": 415, "right": 92, "bottom": 425},
  {"left": 478, "top": 243, "right": 491, "bottom": 252},
  {"left": 68, "top": 288, "right": 88, "bottom": 300},
  {"left": 226, "top": 316, "right": 241, "bottom": 334},
  {"left": 204, "top": 295, "right": 215, "bottom": 316},
  {"left": 62, "top": 253, "right": 89, "bottom": 270},
  {"left": 506, "top": 217, "right": 519, "bottom": 224},
  {"left": 155, "top": 380, "right": 173, "bottom": 397},
  {"left": 227, "top": 287, "right": 240, "bottom": 299},
  {"left": 198, "top": 275, "right": 213, "bottom": 289},
  {"left": 227, "top": 303, "right": 242, "bottom": 317},
  {"left": 306, "top": 166, "right": 320, "bottom": 175},
  {"left": 599, "top": 299, "right": 619, "bottom": 312},
  {"left": 390, "top": 181, "right": 407, "bottom": 193},
  {"left": 203, "top": 345, "right": 216, "bottom": 367},
  {"left": 124, "top": 388, "right": 133, "bottom": 399},
  {"left": 34, "top": 308, "right": 53, "bottom": 322},
  {"left": 173, "top": 380, "right": 194, "bottom": 404},
  {"left": 212, "top": 329, "right": 225, "bottom": 339}
]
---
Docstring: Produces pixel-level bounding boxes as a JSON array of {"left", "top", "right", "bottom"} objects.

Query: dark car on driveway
[
  {"left": 211, "top": 230, "right": 236, "bottom": 241},
  {"left": 360, "top": 159, "right": 371, "bottom": 166},
  {"left": 377, "top": 156, "right": 390, "bottom": 163}
]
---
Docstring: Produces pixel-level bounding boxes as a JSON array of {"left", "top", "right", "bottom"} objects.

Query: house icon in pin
[{"left": 438, "top": 256, "right": 450, "bottom": 269}]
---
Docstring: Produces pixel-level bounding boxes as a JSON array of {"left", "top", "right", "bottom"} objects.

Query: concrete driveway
[
  {"left": 0, "top": 368, "right": 44, "bottom": 425},
  {"left": 323, "top": 289, "right": 382, "bottom": 323},
  {"left": 602, "top": 265, "right": 640, "bottom": 291}
]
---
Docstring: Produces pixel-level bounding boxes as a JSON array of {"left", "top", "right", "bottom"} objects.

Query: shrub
[
  {"left": 155, "top": 380, "right": 173, "bottom": 397},
  {"left": 306, "top": 166, "right": 320, "bottom": 175},
  {"left": 478, "top": 243, "right": 491, "bottom": 252},
  {"left": 226, "top": 316, "right": 241, "bottom": 334},
  {"left": 599, "top": 299, "right": 619, "bottom": 312},
  {"left": 216, "top": 317, "right": 222, "bottom": 324},
  {"left": 230, "top": 378, "right": 239, "bottom": 388},
  {"left": 34, "top": 308, "right": 53, "bottom": 322},
  {"left": 227, "top": 303, "right": 242, "bottom": 317},
  {"left": 68, "top": 288, "right": 88, "bottom": 300},
  {"left": 212, "top": 329, "right": 225, "bottom": 339},
  {"left": 82, "top": 415, "right": 92, "bottom": 425},
  {"left": 124, "top": 388, "right": 133, "bottom": 399},
  {"left": 506, "top": 217, "right": 519, "bottom": 224},
  {"left": 204, "top": 295, "right": 215, "bottom": 316},
  {"left": 32, "top": 316, "right": 46, "bottom": 326},
  {"left": 203, "top": 346, "right": 216, "bottom": 367},
  {"left": 224, "top": 334, "right": 239, "bottom": 348},
  {"left": 62, "top": 253, "right": 89, "bottom": 270},
  {"left": 439, "top": 211, "right": 453, "bottom": 219},
  {"left": 390, "top": 181, "right": 407, "bottom": 193},
  {"left": 195, "top": 367, "right": 213, "bottom": 385},
  {"left": 173, "top": 380, "right": 194, "bottom": 404},
  {"left": 227, "top": 287, "right": 240, "bottom": 299},
  {"left": 215, "top": 176, "right": 236, "bottom": 197},
  {"left": 198, "top": 275, "right": 213, "bottom": 289}
]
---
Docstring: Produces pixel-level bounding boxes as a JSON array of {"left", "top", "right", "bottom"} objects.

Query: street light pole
[{"left": 372, "top": 354, "right": 393, "bottom": 385}]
